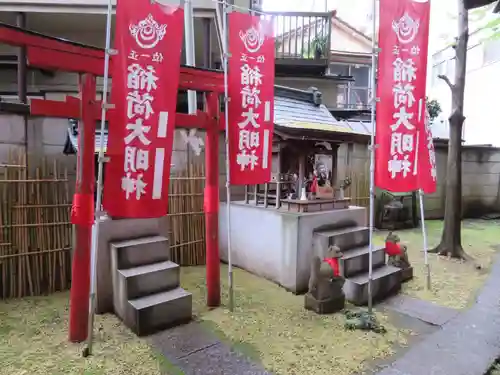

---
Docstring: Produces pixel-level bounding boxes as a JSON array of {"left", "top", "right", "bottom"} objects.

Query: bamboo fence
[
  {"left": 167, "top": 161, "right": 206, "bottom": 266},
  {"left": 0, "top": 149, "right": 207, "bottom": 300},
  {"left": 0, "top": 153, "right": 72, "bottom": 299},
  {"left": 345, "top": 160, "right": 370, "bottom": 210}
]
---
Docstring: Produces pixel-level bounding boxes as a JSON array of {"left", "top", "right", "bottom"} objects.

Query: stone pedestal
[
  {"left": 401, "top": 266, "right": 414, "bottom": 283},
  {"left": 305, "top": 292, "right": 345, "bottom": 314},
  {"left": 304, "top": 275, "right": 345, "bottom": 315}
]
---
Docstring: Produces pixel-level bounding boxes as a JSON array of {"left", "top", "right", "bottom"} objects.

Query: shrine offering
[
  {"left": 228, "top": 12, "right": 275, "bottom": 185},
  {"left": 375, "top": 0, "right": 434, "bottom": 193},
  {"left": 103, "top": 1, "right": 184, "bottom": 218}
]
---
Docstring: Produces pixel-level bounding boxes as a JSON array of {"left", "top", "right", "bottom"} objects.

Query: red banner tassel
[{"left": 71, "top": 193, "right": 95, "bottom": 226}]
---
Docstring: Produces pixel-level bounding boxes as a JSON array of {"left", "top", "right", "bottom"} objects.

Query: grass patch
[
  {"left": 181, "top": 265, "right": 410, "bottom": 375},
  {"left": 373, "top": 219, "right": 500, "bottom": 309},
  {"left": 0, "top": 292, "right": 172, "bottom": 375}
]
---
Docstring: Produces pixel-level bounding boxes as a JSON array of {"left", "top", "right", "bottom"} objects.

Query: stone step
[
  {"left": 341, "top": 245, "right": 386, "bottom": 278},
  {"left": 119, "top": 261, "right": 180, "bottom": 299},
  {"left": 111, "top": 235, "right": 170, "bottom": 270},
  {"left": 314, "top": 226, "right": 369, "bottom": 254},
  {"left": 113, "top": 261, "right": 179, "bottom": 320},
  {"left": 126, "top": 288, "right": 192, "bottom": 336},
  {"left": 344, "top": 264, "right": 401, "bottom": 306}
]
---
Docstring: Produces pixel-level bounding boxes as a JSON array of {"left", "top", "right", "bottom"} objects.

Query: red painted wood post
[
  {"left": 204, "top": 92, "right": 221, "bottom": 307},
  {"left": 69, "top": 73, "right": 97, "bottom": 342}
]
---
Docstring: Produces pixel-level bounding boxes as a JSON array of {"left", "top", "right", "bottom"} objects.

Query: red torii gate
[{"left": 0, "top": 22, "right": 223, "bottom": 342}]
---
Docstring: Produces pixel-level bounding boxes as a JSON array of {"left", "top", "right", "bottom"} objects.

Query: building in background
[
  {"left": 427, "top": 20, "right": 500, "bottom": 146},
  {"left": 270, "top": 9, "right": 372, "bottom": 122}
]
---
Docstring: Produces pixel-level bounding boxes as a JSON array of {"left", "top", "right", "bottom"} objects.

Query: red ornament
[{"left": 323, "top": 257, "right": 340, "bottom": 277}]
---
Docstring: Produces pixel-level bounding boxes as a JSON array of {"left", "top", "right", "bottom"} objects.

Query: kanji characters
[
  {"left": 391, "top": 106, "right": 415, "bottom": 131},
  {"left": 121, "top": 172, "right": 147, "bottom": 200},
  {"left": 393, "top": 57, "right": 417, "bottom": 83},
  {"left": 388, "top": 154, "right": 412, "bottom": 179},
  {"left": 152, "top": 52, "right": 163, "bottom": 63},
  {"left": 236, "top": 149, "right": 259, "bottom": 171},
  {"left": 124, "top": 146, "right": 150, "bottom": 172},
  {"left": 241, "top": 64, "right": 263, "bottom": 86},
  {"left": 238, "top": 108, "right": 260, "bottom": 129},
  {"left": 238, "top": 130, "right": 260, "bottom": 150},
  {"left": 393, "top": 82, "right": 416, "bottom": 109},
  {"left": 126, "top": 91, "right": 154, "bottom": 120},
  {"left": 241, "top": 86, "right": 262, "bottom": 108},
  {"left": 127, "top": 64, "right": 158, "bottom": 92},
  {"left": 125, "top": 118, "right": 152, "bottom": 145}
]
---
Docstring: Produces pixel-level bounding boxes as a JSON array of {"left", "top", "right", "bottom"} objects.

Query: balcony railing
[{"left": 262, "top": 11, "right": 332, "bottom": 65}]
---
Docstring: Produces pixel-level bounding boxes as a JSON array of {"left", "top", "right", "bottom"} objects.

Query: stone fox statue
[
  {"left": 385, "top": 232, "right": 411, "bottom": 270},
  {"left": 307, "top": 245, "right": 345, "bottom": 301}
]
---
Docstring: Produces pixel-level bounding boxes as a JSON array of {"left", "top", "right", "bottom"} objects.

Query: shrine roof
[{"left": 273, "top": 86, "right": 371, "bottom": 142}]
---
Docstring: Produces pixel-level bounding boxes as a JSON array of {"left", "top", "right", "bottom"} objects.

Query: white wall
[
  {"left": 330, "top": 20, "right": 371, "bottom": 53},
  {"left": 428, "top": 42, "right": 500, "bottom": 147}
]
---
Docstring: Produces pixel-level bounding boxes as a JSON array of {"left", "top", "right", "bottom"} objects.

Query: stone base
[
  {"left": 401, "top": 266, "right": 414, "bottom": 283},
  {"left": 304, "top": 292, "right": 345, "bottom": 314}
]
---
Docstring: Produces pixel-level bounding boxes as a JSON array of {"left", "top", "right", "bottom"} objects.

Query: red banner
[
  {"left": 419, "top": 104, "right": 437, "bottom": 194},
  {"left": 228, "top": 12, "right": 275, "bottom": 185},
  {"left": 103, "top": 2, "right": 184, "bottom": 218},
  {"left": 375, "top": 0, "right": 432, "bottom": 193}
]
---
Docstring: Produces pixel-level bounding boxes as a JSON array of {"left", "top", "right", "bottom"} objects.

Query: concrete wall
[
  {"left": 219, "top": 202, "right": 367, "bottom": 293},
  {"left": 335, "top": 141, "right": 500, "bottom": 219},
  {"left": 0, "top": 114, "right": 76, "bottom": 178}
]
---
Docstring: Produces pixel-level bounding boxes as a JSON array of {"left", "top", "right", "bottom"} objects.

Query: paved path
[
  {"left": 150, "top": 322, "right": 272, "bottom": 375},
  {"left": 382, "top": 295, "right": 460, "bottom": 326},
  {"left": 376, "top": 253, "right": 500, "bottom": 375}
]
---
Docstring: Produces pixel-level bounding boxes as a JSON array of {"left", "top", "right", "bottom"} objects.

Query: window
[
  {"left": 349, "top": 88, "right": 369, "bottom": 109},
  {"left": 351, "top": 65, "right": 370, "bottom": 87},
  {"left": 329, "top": 63, "right": 350, "bottom": 76},
  {"left": 330, "top": 63, "right": 371, "bottom": 108}
]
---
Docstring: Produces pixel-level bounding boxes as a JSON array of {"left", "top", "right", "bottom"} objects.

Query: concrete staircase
[
  {"left": 314, "top": 225, "right": 401, "bottom": 305},
  {"left": 110, "top": 235, "right": 192, "bottom": 336}
]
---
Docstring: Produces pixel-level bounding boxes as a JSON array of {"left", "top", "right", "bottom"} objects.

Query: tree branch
[{"left": 438, "top": 74, "right": 455, "bottom": 90}]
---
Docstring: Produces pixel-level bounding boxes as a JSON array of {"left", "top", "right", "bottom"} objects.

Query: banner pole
[
  {"left": 367, "top": 0, "right": 378, "bottom": 314},
  {"left": 418, "top": 189, "right": 431, "bottom": 290},
  {"left": 83, "top": 0, "right": 113, "bottom": 358},
  {"left": 184, "top": 0, "right": 197, "bottom": 115},
  {"left": 222, "top": 0, "right": 234, "bottom": 312}
]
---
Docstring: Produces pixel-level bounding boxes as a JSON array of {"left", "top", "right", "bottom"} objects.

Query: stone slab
[
  {"left": 150, "top": 322, "right": 220, "bottom": 360},
  {"left": 382, "top": 295, "right": 460, "bottom": 326},
  {"left": 175, "top": 342, "right": 272, "bottom": 375},
  {"left": 376, "top": 252, "right": 500, "bottom": 375},
  {"left": 150, "top": 322, "right": 272, "bottom": 375}
]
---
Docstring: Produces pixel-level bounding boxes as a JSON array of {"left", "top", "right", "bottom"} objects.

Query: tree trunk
[{"left": 430, "top": 0, "right": 471, "bottom": 260}]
